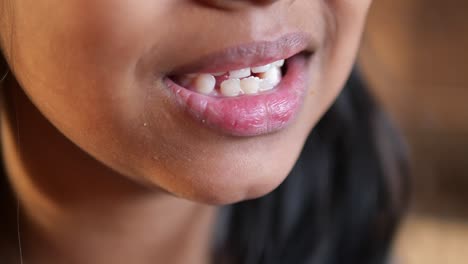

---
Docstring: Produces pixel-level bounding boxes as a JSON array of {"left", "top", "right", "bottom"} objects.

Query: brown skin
[{"left": 0, "top": 0, "right": 371, "bottom": 263}]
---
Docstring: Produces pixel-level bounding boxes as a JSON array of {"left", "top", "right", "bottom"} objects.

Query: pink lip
[
  {"left": 170, "top": 33, "right": 313, "bottom": 74},
  {"left": 164, "top": 34, "right": 312, "bottom": 137}
]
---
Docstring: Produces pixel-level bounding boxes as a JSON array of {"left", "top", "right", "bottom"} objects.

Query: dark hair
[
  {"left": 215, "top": 70, "right": 409, "bottom": 264},
  {"left": 0, "top": 46, "right": 408, "bottom": 263}
]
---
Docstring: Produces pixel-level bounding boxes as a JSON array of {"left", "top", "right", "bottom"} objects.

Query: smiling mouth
[
  {"left": 170, "top": 58, "right": 286, "bottom": 97},
  {"left": 164, "top": 33, "right": 314, "bottom": 137}
]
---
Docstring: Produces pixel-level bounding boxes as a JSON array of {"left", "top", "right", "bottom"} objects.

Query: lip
[
  {"left": 164, "top": 33, "right": 312, "bottom": 137},
  {"left": 170, "top": 32, "right": 313, "bottom": 74}
]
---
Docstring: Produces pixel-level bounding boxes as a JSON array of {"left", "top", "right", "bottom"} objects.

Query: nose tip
[{"left": 196, "top": 0, "right": 280, "bottom": 10}]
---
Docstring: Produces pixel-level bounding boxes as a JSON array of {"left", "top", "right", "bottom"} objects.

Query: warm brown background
[{"left": 359, "top": 0, "right": 468, "bottom": 263}]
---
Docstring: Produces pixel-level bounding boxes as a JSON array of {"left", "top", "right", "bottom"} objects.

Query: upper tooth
[
  {"left": 251, "top": 64, "right": 272, "bottom": 74},
  {"left": 220, "top": 79, "right": 241, "bottom": 97},
  {"left": 273, "top": 59, "right": 285, "bottom": 67},
  {"left": 194, "top": 74, "right": 216, "bottom": 95},
  {"left": 211, "top": 72, "right": 225, "bottom": 76},
  {"left": 258, "top": 67, "right": 281, "bottom": 89},
  {"left": 229, "top": 68, "right": 251, "bottom": 79},
  {"left": 240, "top": 77, "right": 261, "bottom": 94}
]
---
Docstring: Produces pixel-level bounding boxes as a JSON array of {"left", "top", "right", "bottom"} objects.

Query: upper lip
[{"left": 169, "top": 32, "right": 315, "bottom": 75}]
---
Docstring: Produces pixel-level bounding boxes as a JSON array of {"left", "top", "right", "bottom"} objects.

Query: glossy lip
[
  {"left": 164, "top": 33, "right": 312, "bottom": 137},
  {"left": 170, "top": 32, "right": 313, "bottom": 74}
]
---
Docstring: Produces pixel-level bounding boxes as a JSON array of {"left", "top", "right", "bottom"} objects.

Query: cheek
[
  {"left": 6, "top": 1, "right": 179, "bottom": 176},
  {"left": 301, "top": 0, "right": 372, "bottom": 113},
  {"left": 324, "top": 0, "right": 372, "bottom": 83}
]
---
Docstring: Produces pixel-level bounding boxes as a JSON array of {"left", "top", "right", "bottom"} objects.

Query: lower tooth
[
  {"left": 194, "top": 74, "right": 216, "bottom": 95},
  {"left": 258, "top": 67, "right": 281, "bottom": 90},
  {"left": 240, "top": 77, "right": 260, "bottom": 94},
  {"left": 220, "top": 79, "right": 241, "bottom": 97},
  {"left": 259, "top": 80, "right": 275, "bottom": 91}
]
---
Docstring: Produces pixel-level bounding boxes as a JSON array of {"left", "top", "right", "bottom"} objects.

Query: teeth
[
  {"left": 240, "top": 77, "right": 261, "bottom": 94},
  {"left": 179, "top": 59, "right": 285, "bottom": 97},
  {"left": 193, "top": 74, "right": 216, "bottom": 95},
  {"left": 251, "top": 64, "right": 272, "bottom": 74},
  {"left": 259, "top": 80, "right": 275, "bottom": 91},
  {"left": 220, "top": 79, "right": 241, "bottom": 97},
  {"left": 273, "top": 59, "right": 285, "bottom": 67},
  {"left": 229, "top": 68, "right": 251, "bottom": 79},
  {"left": 258, "top": 67, "right": 281, "bottom": 91},
  {"left": 211, "top": 72, "right": 225, "bottom": 76}
]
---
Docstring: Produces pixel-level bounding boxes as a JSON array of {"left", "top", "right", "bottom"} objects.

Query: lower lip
[{"left": 164, "top": 54, "right": 309, "bottom": 137}]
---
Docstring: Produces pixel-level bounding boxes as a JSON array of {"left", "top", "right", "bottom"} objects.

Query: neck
[{"left": 0, "top": 80, "right": 217, "bottom": 264}]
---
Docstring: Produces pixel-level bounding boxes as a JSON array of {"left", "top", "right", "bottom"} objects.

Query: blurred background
[{"left": 358, "top": 0, "right": 468, "bottom": 263}]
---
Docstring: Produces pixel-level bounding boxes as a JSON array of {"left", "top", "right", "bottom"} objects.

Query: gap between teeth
[{"left": 186, "top": 59, "right": 284, "bottom": 97}]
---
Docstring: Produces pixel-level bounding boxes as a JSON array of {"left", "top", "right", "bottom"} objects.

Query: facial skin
[{"left": 0, "top": 0, "right": 371, "bottom": 205}]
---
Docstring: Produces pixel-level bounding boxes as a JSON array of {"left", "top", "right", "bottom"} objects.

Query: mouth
[
  {"left": 171, "top": 58, "right": 287, "bottom": 97},
  {"left": 164, "top": 33, "right": 313, "bottom": 137}
]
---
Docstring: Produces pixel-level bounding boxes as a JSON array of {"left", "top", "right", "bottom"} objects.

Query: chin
[
  {"left": 136, "top": 150, "right": 299, "bottom": 205},
  {"left": 175, "top": 170, "right": 290, "bottom": 205}
]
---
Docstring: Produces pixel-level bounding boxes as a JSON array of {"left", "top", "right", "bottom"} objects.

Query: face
[{"left": 0, "top": 0, "right": 371, "bottom": 204}]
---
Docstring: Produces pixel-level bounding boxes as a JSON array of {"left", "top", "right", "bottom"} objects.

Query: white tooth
[
  {"left": 229, "top": 68, "right": 251, "bottom": 79},
  {"left": 251, "top": 64, "right": 272, "bottom": 74},
  {"left": 259, "top": 80, "right": 275, "bottom": 91},
  {"left": 273, "top": 59, "right": 285, "bottom": 67},
  {"left": 211, "top": 72, "right": 225, "bottom": 76},
  {"left": 194, "top": 74, "right": 216, "bottom": 95},
  {"left": 220, "top": 79, "right": 241, "bottom": 97},
  {"left": 258, "top": 67, "right": 281, "bottom": 90},
  {"left": 240, "top": 77, "right": 261, "bottom": 94}
]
